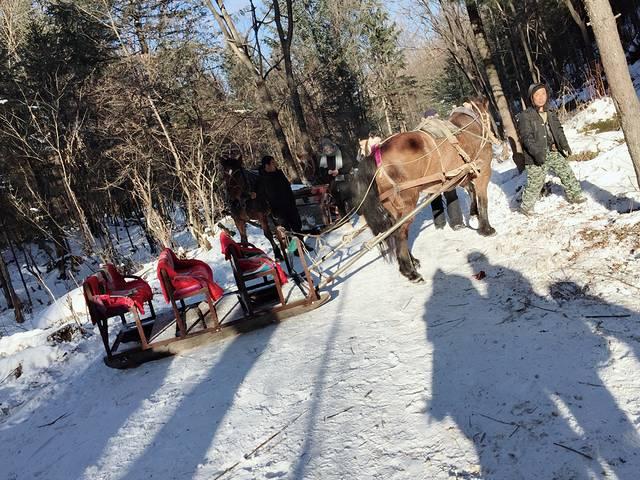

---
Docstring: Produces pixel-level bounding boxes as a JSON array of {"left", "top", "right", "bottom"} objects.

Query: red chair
[
  {"left": 219, "top": 230, "right": 288, "bottom": 316},
  {"left": 100, "top": 263, "right": 155, "bottom": 320},
  {"left": 83, "top": 273, "right": 149, "bottom": 357},
  {"left": 156, "top": 248, "right": 223, "bottom": 336}
]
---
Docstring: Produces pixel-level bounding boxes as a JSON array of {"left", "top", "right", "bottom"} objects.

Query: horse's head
[{"left": 358, "top": 135, "right": 382, "bottom": 158}]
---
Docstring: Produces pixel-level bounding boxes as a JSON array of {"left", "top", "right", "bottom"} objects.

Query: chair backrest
[
  {"left": 157, "top": 248, "right": 178, "bottom": 302},
  {"left": 83, "top": 274, "right": 108, "bottom": 323},
  {"left": 219, "top": 231, "right": 240, "bottom": 260},
  {"left": 101, "top": 263, "right": 127, "bottom": 291}
]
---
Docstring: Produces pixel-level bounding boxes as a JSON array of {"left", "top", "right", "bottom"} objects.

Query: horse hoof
[
  {"left": 409, "top": 274, "right": 425, "bottom": 284},
  {"left": 479, "top": 227, "right": 497, "bottom": 237}
]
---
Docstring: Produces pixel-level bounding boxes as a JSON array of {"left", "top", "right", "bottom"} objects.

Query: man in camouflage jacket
[{"left": 517, "top": 83, "right": 586, "bottom": 214}]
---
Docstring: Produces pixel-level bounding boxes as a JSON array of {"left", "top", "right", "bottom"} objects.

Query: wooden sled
[
  {"left": 104, "top": 291, "right": 330, "bottom": 369},
  {"left": 102, "top": 235, "right": 329, "bottom": 369}
]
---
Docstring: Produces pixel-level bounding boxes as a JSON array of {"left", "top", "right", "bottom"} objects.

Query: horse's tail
[{"left": 354, "top": 155, "right": 397, "bottom": 261}]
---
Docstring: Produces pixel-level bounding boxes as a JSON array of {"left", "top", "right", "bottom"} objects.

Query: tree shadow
[
  {"left": 117, "top": 323, "right": 278, "bottom": 479},
  {"left": 1, "top": 349, "right": 172, "bottom": 480},
  {"left": 289, "top": 282, "right": 348, "bottom": 479},
  {"left": 424, "top": 253, "right": 640, "bottom": 478},
  {"left": 581, "top": 180, "right": 640, "bottom": 213}
]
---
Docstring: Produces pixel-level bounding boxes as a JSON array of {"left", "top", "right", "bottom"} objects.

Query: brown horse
[
  {"left": 355, "top": 98, "right": 496, "bottom": 283},
  {"left": 220, "top": 156, "right": 283, "bottom": 260}
]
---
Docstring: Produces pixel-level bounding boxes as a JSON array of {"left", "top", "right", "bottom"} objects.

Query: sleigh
[
  {"left": 90, "top": 233, "right": 329, "bottom": 369},
  {"left": 293, "top": 184, "right": 333, "bottom": 232}
]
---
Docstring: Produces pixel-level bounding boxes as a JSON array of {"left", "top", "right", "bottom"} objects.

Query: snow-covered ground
[{"left": 2, "top": 100, "right": 640, "bottom": 479}]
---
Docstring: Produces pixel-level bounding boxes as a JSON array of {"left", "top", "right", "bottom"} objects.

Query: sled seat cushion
[{"left": 156, "top": 248, "right": 224, "bottom": 303}]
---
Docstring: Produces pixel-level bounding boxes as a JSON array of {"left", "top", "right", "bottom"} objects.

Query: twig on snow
[
  {"left": 324, "top": 406, "right": 354, "bottom": 420},
  {"left": 578, "top": 381, "right": 604, "bottom": 388},
  {"left": 475, "top": 413, "right": 516, "bottom": 426},
  {"left": 584, "top": 314, "right": 630, "bottom": 318},
  {"left": 0, "top": 366, "right": 22, "bottom": 385},
  {"left": 213, "top": 461, "right": 241, "bottom": 480},
  {"left": 243, "top": 411, "right": 305, "bottom": 460},
  {"left": 524, "top": 298, "right": 559, "bottom": 313},
  {"left": 553, "top": 442, "right": 593, "bottom": 460},
  {"left": 37, "top": 412, "right": 70, "bottom": 428}
]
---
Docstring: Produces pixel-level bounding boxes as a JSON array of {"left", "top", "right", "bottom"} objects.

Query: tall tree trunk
[
  {"left": 0, "top": 263, "right": 11, "bottom": 307},
  {"left": 465, "top": 1, "right": 523, "bottom": 162},
  {"left": 5, "top": 231, "right": 31, "bottom": 307},
  {"left": 274, "top": 0, "right": 313, "bottom": 183},
  {"left": 584, "top": 0, "right": 640, "bottom": 186},
  {"left": 0, "top": 248, "right": 23, "bottom": 323}
]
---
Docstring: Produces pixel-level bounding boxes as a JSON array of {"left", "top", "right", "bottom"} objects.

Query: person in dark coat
[
  {"left": 253, "top": 155, "right": 302, "bottom": 234},
  {"left": 421, "top": 109, "right": 465, "bottom": 230},
  {"left": 318, "top": 138, "right": 353, "bottom": 216},
  {"left": 517, "top": 83, "right": 586, "bottom": 215}
]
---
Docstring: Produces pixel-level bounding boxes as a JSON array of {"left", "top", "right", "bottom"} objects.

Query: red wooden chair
[
  {"left": 219, "top": 231, "right": 288, "bottom": 316},
  {"left": 83, "top": 273, "right": 150, "bottom": 357},
  {"left": 156, "top": 248, "right": 223, "bottom": 336},
  {"left": 100, "top": 263, "right": 155, "bottom": 320}
]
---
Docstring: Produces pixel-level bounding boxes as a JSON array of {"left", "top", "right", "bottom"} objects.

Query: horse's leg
[
  {"left": 259, "top": 214, "right": 283, "bottom": 260},
  {"left": 234, "top": 218, "right": 248, "bottom": 244},
  {"left": 473, "top": 178, "right": 496, "bottom": 237},
  {"left": 395, "top": 192, "right": 423, "bottom": 282},
  {"left": 466, "top": 183, "right": 479, "bottom": 218},
  {"left": 395, "top": 221, "right": 423, "bottom": 283}
]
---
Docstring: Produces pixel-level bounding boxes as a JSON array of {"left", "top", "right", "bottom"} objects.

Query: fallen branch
[
  {"left": 553, "top": 442, "right": 593, "bottom": 460},
  {"left": 584, "top": 314, "right": 630, "bottom": 318},
  {"left": 324, "top": 406, "right": 354, "bottom": 421},
  {"left": 213, "top": 461, "right": 241, "bottom": 480},
  {"left": 524, "top": 299, "right": 559, "bottom": 313},
  {"left": 578, "top": 381, "right": 604, "bottom": 388},
  {"left": 243, "top": 411, "right": 305, "bottom": 460},
  {"left": 475, "top": 413, "right": 515, "bottom": 426},
  {"left": 0, "top": 365, "right": 22, "bottom": 385},
  {"left": 38, "top": 412, "right": 70, "bottom": 428}
]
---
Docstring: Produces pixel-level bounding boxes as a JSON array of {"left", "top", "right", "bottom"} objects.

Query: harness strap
[{"left": 378, "top": 163, "right": 479, "bottom": 204}]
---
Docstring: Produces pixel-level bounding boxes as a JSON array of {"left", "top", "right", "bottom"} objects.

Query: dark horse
[
  {"left": 356, "top": 98, "right": 496, "bottom": 283},
  {"left": 220, "top": 156, "right": 283, "bottom": 260}
]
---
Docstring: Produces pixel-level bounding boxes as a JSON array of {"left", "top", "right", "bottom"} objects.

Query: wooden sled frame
[{"left": 102, "top": 235, "right": 329, "bottom": 369}]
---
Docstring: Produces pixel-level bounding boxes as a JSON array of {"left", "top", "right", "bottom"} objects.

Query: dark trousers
[{"left": 431, "top": 189, "right": 463, "bottom": 228}]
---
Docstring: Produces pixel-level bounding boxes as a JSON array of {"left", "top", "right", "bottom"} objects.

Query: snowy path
[{"left": 3, "top": 101, "right": 640, "bottom": 479}]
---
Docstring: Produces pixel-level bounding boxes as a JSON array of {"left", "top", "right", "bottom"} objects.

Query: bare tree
[
  {"left": 203, "top": 0, "right": 304, "bottom": 180},
  {"left": 465, "top": 1, "right": 521, "bottom": 157},
  {"left": 0, "top": 0, "right": 31, "bottom": 64},
  {"left": 272, "top": 0, "right": 315, "bottom": 175}
]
